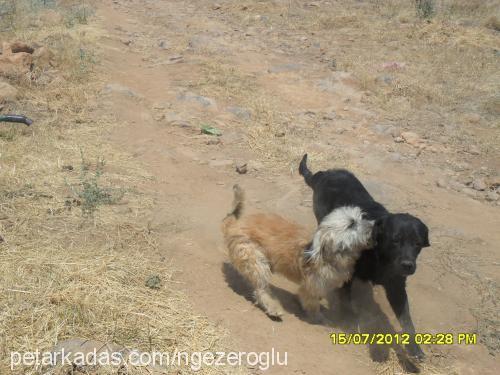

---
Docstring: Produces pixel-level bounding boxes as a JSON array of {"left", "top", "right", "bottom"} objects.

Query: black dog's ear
[
  {"left": 419, "top": 221, "right": 430, "bottom": 248},
  {"left": 371, "top": 217, "right": 386, "bottom": 246}
]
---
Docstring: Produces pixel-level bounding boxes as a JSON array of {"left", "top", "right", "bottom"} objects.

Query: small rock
[
  {"left": 209, "top": 159, "right": 233, "bottom": 168},
  {"left": 488, "top": 176, "right": 500, "bottom": 189},
  {"left": 158, "top": 40, "right": 169, "bottom": 49},
  {"left": 472, "top": 178, "right": 487, "bottom": 191},
  {"left": 206, "top": 138, "right": 221, "bottom": 145},
  {"left": 394, "top": 136, "right": 404, "bottom": 143},
  {"left": 227, "top": 106, "right": 251, "bottom": 120},
  {"left": 459, "top": 175, "right": 474, "bottom": 186},
  {"left": 323, "top": 111, "right": 336, "bottom": 120},
  {"left": 177, "top": 91, "right": 217, "bottom": 109},
  {"left": 485, "top": 191, "right": 499, "bottom": 202},
  {"left": 462, "top": 187, "right": 477, "bottom": 198},
  {"left": 436, "top": 178, "right": 448, "bottom": 189},
  {"left": 62, "top": 165, "right": 74, "bottom": 171},
  {"left": 467, "top": 145, "right": 480, "bottom": 155},
  {"left": 0, "top": 81, "right": 18, "bottom": 103},
  {"left": 374, "top": 124, "right": 398, "bottom": 137},
  {"left": 236, "top": 163, "right": 248, "bottom": 174},
  {"left": 448, "top": 180, "right": 465, "bottom": 192},
  {"left": 212, "top": 3, "right": 221, "bottom": 10},
  {"left": 451, "top": 161, "right": 470, "bottom": 172},
  {"left": 102, "top": 83, "right": 141, "bottom": 98}
]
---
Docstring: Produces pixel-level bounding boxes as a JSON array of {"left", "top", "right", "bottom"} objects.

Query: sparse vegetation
[
  {"left": 0, "top": 2, "right": 232, "bottom": 374},
  {"left": 67, "top": 152, "right": 124, "bottom": 217},
  {"left": 415, "top": 0, "right": 435, "bottom": 19}
]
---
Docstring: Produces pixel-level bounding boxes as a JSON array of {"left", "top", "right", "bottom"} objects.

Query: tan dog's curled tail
[
  {"left": 222, "top": 184, "right": 245, "bottom": 236},
  {"left": 229, "top": 184, "right": 245, "bottom": 219}
]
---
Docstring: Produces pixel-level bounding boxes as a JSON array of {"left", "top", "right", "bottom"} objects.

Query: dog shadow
[
  {"left": 222, "top": 262, "right": 304, "bottom": 320},
  {"left": 222, "top": 262, "right": 420, "bottom": 373},
  {"left": 342, "top": 281, "right": 420, "bottom": 373}
]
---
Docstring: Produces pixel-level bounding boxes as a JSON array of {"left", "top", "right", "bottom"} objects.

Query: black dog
[{"left": 299, "top": 154, "right": 430, "bottom": 359}]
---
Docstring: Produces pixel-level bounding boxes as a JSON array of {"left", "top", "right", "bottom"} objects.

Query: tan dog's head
[{"left": 307, "top": 206, "right": 374, "bottom": 262}]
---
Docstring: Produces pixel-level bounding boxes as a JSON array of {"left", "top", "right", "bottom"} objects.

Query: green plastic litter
[{"left": 201, "top": 124, "right": 222, "bottom": 136}]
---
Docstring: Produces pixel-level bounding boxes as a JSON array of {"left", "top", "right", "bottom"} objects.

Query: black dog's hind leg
[{"left": 384, "top": 277, "right": 425, "bottom": 360}]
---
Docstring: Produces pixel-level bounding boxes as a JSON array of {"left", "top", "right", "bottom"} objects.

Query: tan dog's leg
[
  {"left": 229, "top": 243, "right": 283, "bottom": 319},
  {"left": 299, "top": 277, "right": 328, "bottom": 324}
]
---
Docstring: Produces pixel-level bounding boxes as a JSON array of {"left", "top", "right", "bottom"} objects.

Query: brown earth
[{"left": 93, "top": 0, "right": 498, "bottom": 374}]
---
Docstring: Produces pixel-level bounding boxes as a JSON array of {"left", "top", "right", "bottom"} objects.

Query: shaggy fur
[
  {"left": 299, "top": 154, "right": 430, "bottom": 359},
  {"left": 221, "top": 185, "right": 374, "bottom": 322}
]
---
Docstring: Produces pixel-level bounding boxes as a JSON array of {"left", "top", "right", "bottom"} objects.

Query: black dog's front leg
[{"left": 384, "top": 277, "right": 424, "bottom": 360}]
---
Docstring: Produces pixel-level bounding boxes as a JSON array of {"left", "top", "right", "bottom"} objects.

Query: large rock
[
  {"left": 0, "top": 81, "right": 18, "bottom": 103},
  {"left": 0, "top": 42, "right": 33, "bottom": 77},
  {"left": 33, "top": 46, "right": 55, "bottom": 69}
]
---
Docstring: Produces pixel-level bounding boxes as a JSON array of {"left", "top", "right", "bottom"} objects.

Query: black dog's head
[{"left": 372, "top": 213, "right": 430, "bottom": 277}]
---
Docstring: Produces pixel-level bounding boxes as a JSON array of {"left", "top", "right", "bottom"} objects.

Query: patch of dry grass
[
  {"left": 1, "top": 2, "right": 235, "bottom": 374},
  {"left": 223, "top": 0, "right": 499, "bottom": 158}
]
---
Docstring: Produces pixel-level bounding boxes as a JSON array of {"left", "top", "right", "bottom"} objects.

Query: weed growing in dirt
[
  {"left": 67, "top": 152, "right": 124, "bottom": 217},
  {"left": 415, "top": 0, "right": 435, "bottom": 19}
]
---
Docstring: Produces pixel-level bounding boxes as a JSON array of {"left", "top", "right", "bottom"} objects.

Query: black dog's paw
[{"left": 407, "top": 344, "right": 425, "bottom": 362}]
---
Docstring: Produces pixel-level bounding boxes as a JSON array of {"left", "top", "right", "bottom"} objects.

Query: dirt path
[{"left": 93, "top": 1, "right": 498, "bottom": 373}]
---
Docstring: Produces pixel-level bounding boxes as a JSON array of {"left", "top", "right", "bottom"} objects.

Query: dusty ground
[
  {"left": 1, "top": 0, "right": 498, "bottom": 374},
  {"left": 91, "top": 0, "right": 499, "bottom": 374}
]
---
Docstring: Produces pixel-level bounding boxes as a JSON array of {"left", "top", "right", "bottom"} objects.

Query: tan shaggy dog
[{"left": 222, "top": 185, "right": 374, "bottom": 322}]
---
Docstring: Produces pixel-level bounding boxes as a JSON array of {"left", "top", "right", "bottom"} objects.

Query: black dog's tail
[{"left": 299, "top": 154, "right": 314, "bottom": 187}]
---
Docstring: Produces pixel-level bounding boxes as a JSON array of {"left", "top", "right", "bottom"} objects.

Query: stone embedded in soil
[
  {"left": 462, "top": 187, "right": 478, "bottom": 198},
  {"left": 206, "top": 138, "right": 221, "bottom": 145},
  {"left": 373, "top": 124, "right": 399, "bottom": 137},
  {"left": 102, "top": 83, "right": 142, "bottom": 98},
  {"left": 467, "top": 144, "right": 481, "bottom": 155},
  {"left": 227, "top": 106, "right": 251, "bottom": 120},
  {"left": 0, "top": 81, "right": 18, "bottom": 103},
  {"left": 436, "top": 178, "right": 448, "bottom": 189},
  {"left": 236, "top": 163, "right": 248, "bottom": 174},
  {"left": 177, "top": 91, "right": 217, "bottom": 109},
  {"left": 486, "top": 191, "right": 499, "bottom": 202},
  {"left": 158, "top": 40, "right": 169, "bottom": 49},
  {"left": 472, "top": 178, "right": 487, "bottom": 191}
]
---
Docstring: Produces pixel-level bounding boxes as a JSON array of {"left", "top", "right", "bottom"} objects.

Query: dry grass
[
  {"left": 1, "top": 2, "right": 235, "bottom": 374},
  {"left": 222, "top": 0, "right": 499, "bottom": 156}
]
